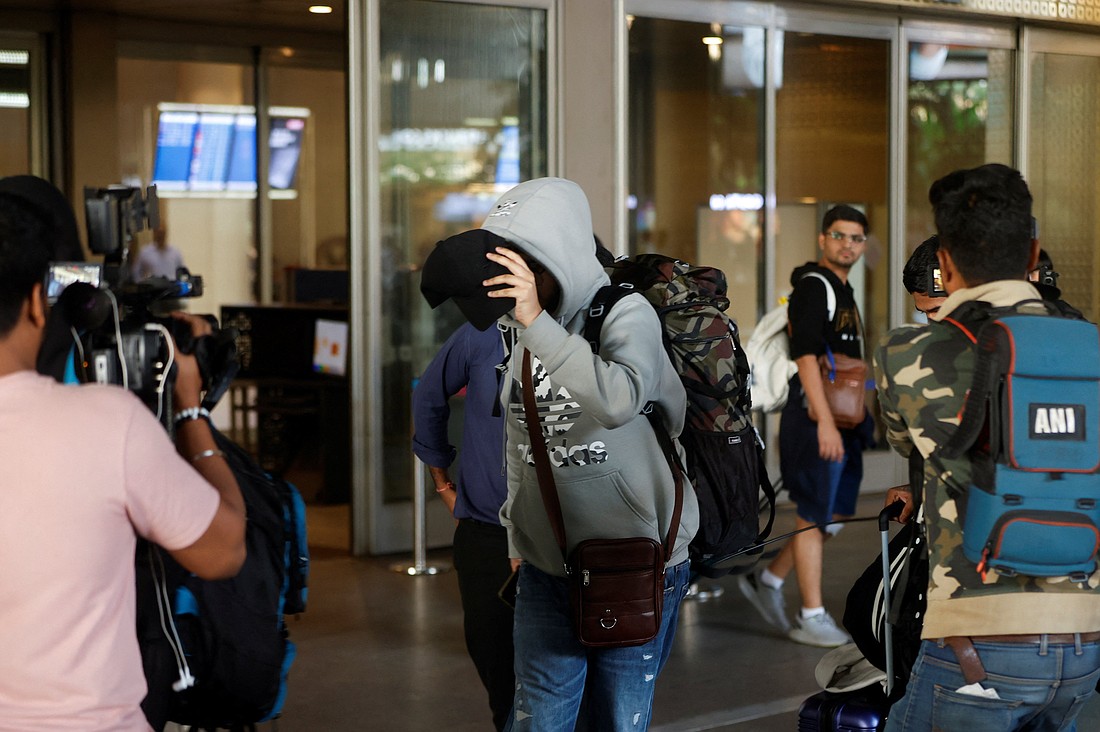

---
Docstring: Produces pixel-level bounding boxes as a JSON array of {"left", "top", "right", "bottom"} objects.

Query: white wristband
[{"left": 174, "top": 406, "right": 210, "bottom": 425}]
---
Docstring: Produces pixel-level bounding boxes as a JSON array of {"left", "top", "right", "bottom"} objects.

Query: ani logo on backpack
[
  {"left": 584, "top": 253, "right": 776, "bottom": 578},
  {"left": 938, "top": 309, "right": 1100, "bottom": 581}
]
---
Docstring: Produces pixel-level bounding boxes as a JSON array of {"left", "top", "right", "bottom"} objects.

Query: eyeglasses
[{"left": 827, "top": 230, "right": 867, "bottom": 245}]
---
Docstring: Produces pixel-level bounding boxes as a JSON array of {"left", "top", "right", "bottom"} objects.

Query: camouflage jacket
[{"left": 874, "top": 280, "right": 1100, "bottom": 638}]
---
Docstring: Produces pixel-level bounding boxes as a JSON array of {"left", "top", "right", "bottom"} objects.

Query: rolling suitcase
[
  {"left": 796, "top": 502, "right": 904, "bottom": 731},
  {"left": 796, "top": 686, "right": 887, "bottom": 732}
]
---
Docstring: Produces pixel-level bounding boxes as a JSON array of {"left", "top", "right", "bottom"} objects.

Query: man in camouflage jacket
[{"left": 874, "top": 164, "right": 1100, "bottom": 731}]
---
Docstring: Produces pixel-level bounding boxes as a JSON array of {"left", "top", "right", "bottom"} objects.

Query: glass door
[
  {"left": 772, "top": 18, "right": 892, "bottom": 369},
  {"left": 627, "top": 14, "right": 765, "bottom": 332},
  {"left": 900, "top": 22, "right": 1015, "bottom": 323},
  {"left": 1023, "top": 28, "right": 1100, "bottom": 323},
  {"left": 763, "top": 14, "right": 896, "bottom": 489},
  {"left": 369, "top": 0, "right": 550, "bottom": 553}
]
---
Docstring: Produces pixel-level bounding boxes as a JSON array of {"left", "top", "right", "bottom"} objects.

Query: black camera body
[
  {"left": 1034, "top": 263, "right": 1058, "bottom": 289},
  {"left": 45, "top": 185, "right": 237, "bottom": 429}
]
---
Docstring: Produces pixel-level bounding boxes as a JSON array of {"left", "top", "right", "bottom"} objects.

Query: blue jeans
[
  {"left": 506, "top": 559, "right": 691, "bottom": 731},
  {"left": 779, "top": 396, "right": 865, "bottom": 527},
  {"left": 886, "top": 638, "right": 1100, "bottom": 731}
]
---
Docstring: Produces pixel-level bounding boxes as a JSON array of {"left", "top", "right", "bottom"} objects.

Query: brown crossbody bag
[
  {"left": 521, "top": 351, "right": 684, "bottom": 648},
  {"left": 807, "top": 305, "right": 868, "bottom": 430}
]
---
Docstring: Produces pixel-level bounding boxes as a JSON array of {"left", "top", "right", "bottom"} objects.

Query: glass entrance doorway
[{"left": 366, "top": 0, "right": 550, "bottom": 553}]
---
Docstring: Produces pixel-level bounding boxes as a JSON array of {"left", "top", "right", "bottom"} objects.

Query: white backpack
[{"left": 745, "top": 272, "right": 835, "bottom": 413}]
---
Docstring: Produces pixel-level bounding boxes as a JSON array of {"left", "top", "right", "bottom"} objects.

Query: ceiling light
[
  {"left": 309, "top": 5, "right": 333, "bottom": 14},
  {"left": 0, "top": 92, "right": 30, "bottom": 108},
  {"left": 702, "top": 36, "right": 723, "bottom": 46},
  {"left": 0, "top": 49, "right": 30, "bottom": 65}
]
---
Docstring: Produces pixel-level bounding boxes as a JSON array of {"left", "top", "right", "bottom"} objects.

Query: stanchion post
[{"left": 391, "top": 377, "right": 451, "bottom": 576}]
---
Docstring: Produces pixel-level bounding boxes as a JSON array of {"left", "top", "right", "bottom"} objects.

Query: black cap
[{"left": 420, "top": 229, "right": 515, "bottom": 331}]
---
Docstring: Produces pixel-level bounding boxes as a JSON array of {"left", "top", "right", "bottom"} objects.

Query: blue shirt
[{"left": 411, "top": 323, "right": 507, "bottom": 525}]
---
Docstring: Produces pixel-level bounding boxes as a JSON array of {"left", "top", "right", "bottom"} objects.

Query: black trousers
[{"left": 453, "top": 519, "right": 515, "bottom": 731}]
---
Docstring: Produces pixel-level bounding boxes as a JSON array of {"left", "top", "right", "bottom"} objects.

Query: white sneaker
[
  {"left": 684, "top": 582, "right": 725, "bottom": 602},
  {"left": 736, "top": 569, "right": 791, "bottom": 633},
  {"left": 788, "top": 611, "right": 851, "bottom": 648}
]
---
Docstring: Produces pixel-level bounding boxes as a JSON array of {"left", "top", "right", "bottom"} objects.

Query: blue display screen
[
  {"left": 152, "top": 106, "right": 306, "bottom": 194},
  {"left": 190, "top": 113, "right": 235, "bottom": 190},
  {"left": 226, "top": 114, "right": 258, "bottom": 191},
  {"left": 151, "top": 111, "right": 198, "bottom": 190}
]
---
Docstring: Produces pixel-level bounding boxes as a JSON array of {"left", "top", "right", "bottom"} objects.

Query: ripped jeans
[{"left": 506, "top": 559, "right": 691, "bottom": 732}]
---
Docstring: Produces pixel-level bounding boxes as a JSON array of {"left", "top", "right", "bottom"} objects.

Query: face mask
[{"left": 911, "top": 310, "right": 928, "bottom": 325}]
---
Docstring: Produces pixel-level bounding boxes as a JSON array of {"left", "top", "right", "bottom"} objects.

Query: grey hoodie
[{"left": 483, "top": 177, "right": 699, "bottom": 577}]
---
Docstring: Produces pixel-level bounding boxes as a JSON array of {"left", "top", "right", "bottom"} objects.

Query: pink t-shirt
[{"left": 0, "top": 371, "right": 221, "bottom": 731}]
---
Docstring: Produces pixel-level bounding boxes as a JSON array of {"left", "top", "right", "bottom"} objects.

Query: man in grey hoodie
[{"left": 480, "top": 177, "right": 698, "bottom": 731}]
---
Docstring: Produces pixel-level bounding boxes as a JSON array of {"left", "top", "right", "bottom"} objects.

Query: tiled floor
[{"left": 257, "top": 491, "right": 1100, "bottom": 731}]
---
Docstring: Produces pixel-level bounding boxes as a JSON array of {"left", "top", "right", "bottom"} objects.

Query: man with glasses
[{"left": 739, "top": 205, "right": 874, "bottom": 647}]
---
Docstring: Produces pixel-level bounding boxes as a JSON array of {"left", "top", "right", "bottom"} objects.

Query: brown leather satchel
[
  {"left": 521, "top": 352, "right": 683, "bottom": 648},
  {"left": 808, "top": 349, "right": 867, "bottom": 430},
  {"left": 567, "top": 537, "right": 664, "bottom": 648}
]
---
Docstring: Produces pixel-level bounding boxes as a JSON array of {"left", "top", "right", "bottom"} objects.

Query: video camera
[{"left": 46, "top": 184, "right": 238, "bottom": 430}]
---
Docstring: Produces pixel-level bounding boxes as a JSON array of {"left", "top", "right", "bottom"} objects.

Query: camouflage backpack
[{"left": 584, "top": 253, "right": 776, "bottom": 577}]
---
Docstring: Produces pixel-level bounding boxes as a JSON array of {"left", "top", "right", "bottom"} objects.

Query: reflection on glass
[
  {"left": 1028, "top": 51, "right": 1099, "bottom": 322},
  {"left": 116, "top": 58, "right": 257, "bottom": 330},
  {"left": 628, "top": 18, "right": 764, "bottom": 330},
  {"left": 775, "top": 32, "right": 889, "bottom": 350},
  {"left": 380, "top": 0, "right": 547, "bottom": 501},
  {"left": 906, "top": 43, "right": 1013, "bottom": 254},
  {"left": 773, "top": 31, "right": 889, "bottom": 444}
]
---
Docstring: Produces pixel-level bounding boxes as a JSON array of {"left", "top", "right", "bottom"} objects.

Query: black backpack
[
  {"left": 843, "top": 520, "right": 928, "bottom": 701},
  {"left": 584, "top": 253, "right": 776, "bottom": 578},
  {"left": 140, "top": 427, "right": 309, "bottom": 731}
]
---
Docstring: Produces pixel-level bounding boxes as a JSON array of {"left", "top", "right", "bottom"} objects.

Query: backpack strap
[
  {"left": 929, "top": 317, "right": 987, "bottom": 461},
  {"left": 935, "top": 300, "right": 1051, "bottom": 461},
  {"left": 584, "top": 282, "right": 638, "bottom": 353},
  {"left": 754, "top": 430, "right": 778, "bottom": 544},
  {"left": 800, "top": 271, "right": 837, "bottom": 322}
]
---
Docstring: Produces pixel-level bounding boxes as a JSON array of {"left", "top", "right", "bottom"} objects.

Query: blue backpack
[
  {"left": 140, "top": 427, "right": 309, "bottom": 730},
  {"left": 938, "top": 304, "right": 1100, "bottom": 581}
]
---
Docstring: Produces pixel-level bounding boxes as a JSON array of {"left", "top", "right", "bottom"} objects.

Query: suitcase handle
[{"left": 879, "top": 499, "right": 905, "bottom": 531}]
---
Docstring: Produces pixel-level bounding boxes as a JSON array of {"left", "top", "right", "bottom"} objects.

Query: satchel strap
[
  {"left": 642, "top": 405, "right": 684, "bottom": 564},
  {"left": 521, "top": 351, "right": 569, "bottom": 556},
  {"left": 520, "top": 350, "right": 684, "bottom": 566}
]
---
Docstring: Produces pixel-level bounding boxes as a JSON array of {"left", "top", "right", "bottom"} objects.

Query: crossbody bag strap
[
  {"left": 643, "top": 407, "right": 684, "bottom": 563},
  {"left": 521, "top": 351, "right": 568, "bottom": 557}
]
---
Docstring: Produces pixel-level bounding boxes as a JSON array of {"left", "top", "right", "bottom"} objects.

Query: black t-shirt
[{"left": 787, "top": 264, "right": 862, "bottom": 360}]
